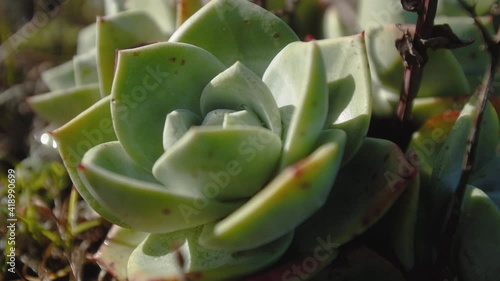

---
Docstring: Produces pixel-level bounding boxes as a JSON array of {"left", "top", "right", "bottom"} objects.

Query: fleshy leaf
[
  {"left": 263, "top": 41, "right": 328, "bottom": 168},
  {"left": 364, "top": 24, "right": 404, "bottom": 92},
  {"left": 407, "top": 110, "right": 460, "bottom": 185},
  {"left": 111, "top": 42, "right": 226, "bottom": 169},
  {"left": 51, "top": 96, "right": 119, "bottom": 223},
  {"left": 176, "top": 0, "right": 204, "bottom": 28},
  {"left": 79, "top": 141, "right": 242, "bottom": 233},
  {"left": 41, "top": 60, "right": 76, "bottom": 91},
  {"left": 198, "top": 129, "right": 346, "bottom": 251},
  {"left": 163, "top": 109, "right": 202, "bottom": 151},
  {"left": 295, "top": 138, "right": 416, "bottom": 254},
  {"left": 127, "top": 226, "right": 294, "bottom": 281},
  {"left": 429, "top": 99, "right": 499, "bottom": 236},
  {"left": 169, "top": 0, "right": 299, "bottom": 77},
  {"left": 406, "top": 111, "right": 459, "bottom": 265},
  {"left": 73, "top": 49, "right": 99, "bottom": 86},
  {"left": 153, "top": 126, "right": 282, "bottom": 201},
  {"left": 223, "top": 110, "right": 262, "bottom": 128},
  {"left": 94, "top": 226, "right": 148, "bottom": 281},
  {"left": 28, "top": 84, "right": 101, "bottom": 126},
  {"left": 358, "top": 0, "right": 414, "bottom": 31},
  {"left": 126, "top": 0, "right": 177, "bottom": 35},
  {"left": 202, "top": 109, "right": 234, "bottom": 126},
  {"left": 200, "top": 62, "right": 282, "bottom": 136},
  {"left": 317, "top": 34, "right": 372, "bottom": 164},
  {"left": 76, "top": 23, "right": 97, "bottom": 55},
  {"left": 103, "top": 0, "right": 127, "bottom": 15},
  {"left": 97, "top": 11, "right": 164, "bottom": 97},
  {"left": 322, "top": 6, "right": 348, "bottom": 39},
  {"left": 457, "top": 186, "right": 500, "bottom": 281},
  {"left": 419, "top": 49, "right": 471, "bottom": 97},
  {"left": 383, "top": 172, "right": 420, "bottom": 270},
  {"left": 412, "top": 96, "right": 469, "bottom": 126}
]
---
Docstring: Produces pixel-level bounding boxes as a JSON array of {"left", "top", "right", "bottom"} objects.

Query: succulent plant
[
  {"left": 405, "top": 96, "right": 500, "bottom": 275},
  {"left": 26, "top": 0, "right": 500, "bottom": 280},
  {"left": 30, "top": 0, "right": 408, "bottom": 278},
  {"left": 324, "top": 0, "right": 500, "bottom": 124}
]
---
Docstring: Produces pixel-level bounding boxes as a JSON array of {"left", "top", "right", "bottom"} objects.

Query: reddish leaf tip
[{"left": 77, "top": 164, "right": 86, "bottom": 171}]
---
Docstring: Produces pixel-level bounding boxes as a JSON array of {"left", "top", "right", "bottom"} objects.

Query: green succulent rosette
[
  {"left": 40, "top": 0, "right": 387, "bottom": 279},
  {"left": 23, "top": 0, "right": 500, "bottom": 280}
]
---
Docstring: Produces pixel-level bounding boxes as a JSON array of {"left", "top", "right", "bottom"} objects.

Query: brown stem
[{"left": 397, "top": 0, "right": 438, "bottom": 122}]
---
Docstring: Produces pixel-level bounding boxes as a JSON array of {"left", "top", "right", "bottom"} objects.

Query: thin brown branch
[
  {"left": 434, "top": 1, "right": 500, "bottom": 280},
  {"left": 396, "top": 0, "right": 438, "bottom": 122}
]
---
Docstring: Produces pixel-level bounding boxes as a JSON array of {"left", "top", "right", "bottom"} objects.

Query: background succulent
[{"left": 324, "top": 0, "right": 500, "bottom": 124}]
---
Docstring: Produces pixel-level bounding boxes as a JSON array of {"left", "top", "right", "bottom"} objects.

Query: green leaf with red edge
[
  {"left": 316, "top": 34, "right": 372, "bottom": 165},
  {"left": 411, "top": 96, "right": 469, "bottom": 126},
  {"left": 94, "top": 225, "right": 148, "bottom": 281},
  {"left": 97, "top": 11, "right": 164, "bottom": 97},
  {"left": 263, "top": 41, "right": 329, "bottom": 169},
  {"left": 175, "top": 0, "right": 204, "bottom": 28},
  {"left": 429, "top": 98, "right": 499, "bottom": 239},
  {"left": 51, "top": 96, "right": 119, "bottom": 223},
  {"left": 198, "top": 129, "right": 345, "bottom": 251},
  {"left": 407, "top": 110, "right": 460, "bottom": 186},
  {"left": 78, "top": 141, "right": 242, "bottom": 233},
  {"left": 294, "top": 138, "right": 416, "bottom": 255},
  {"left": 169, "top": 0, "right": 299, "bottom": 77}
]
